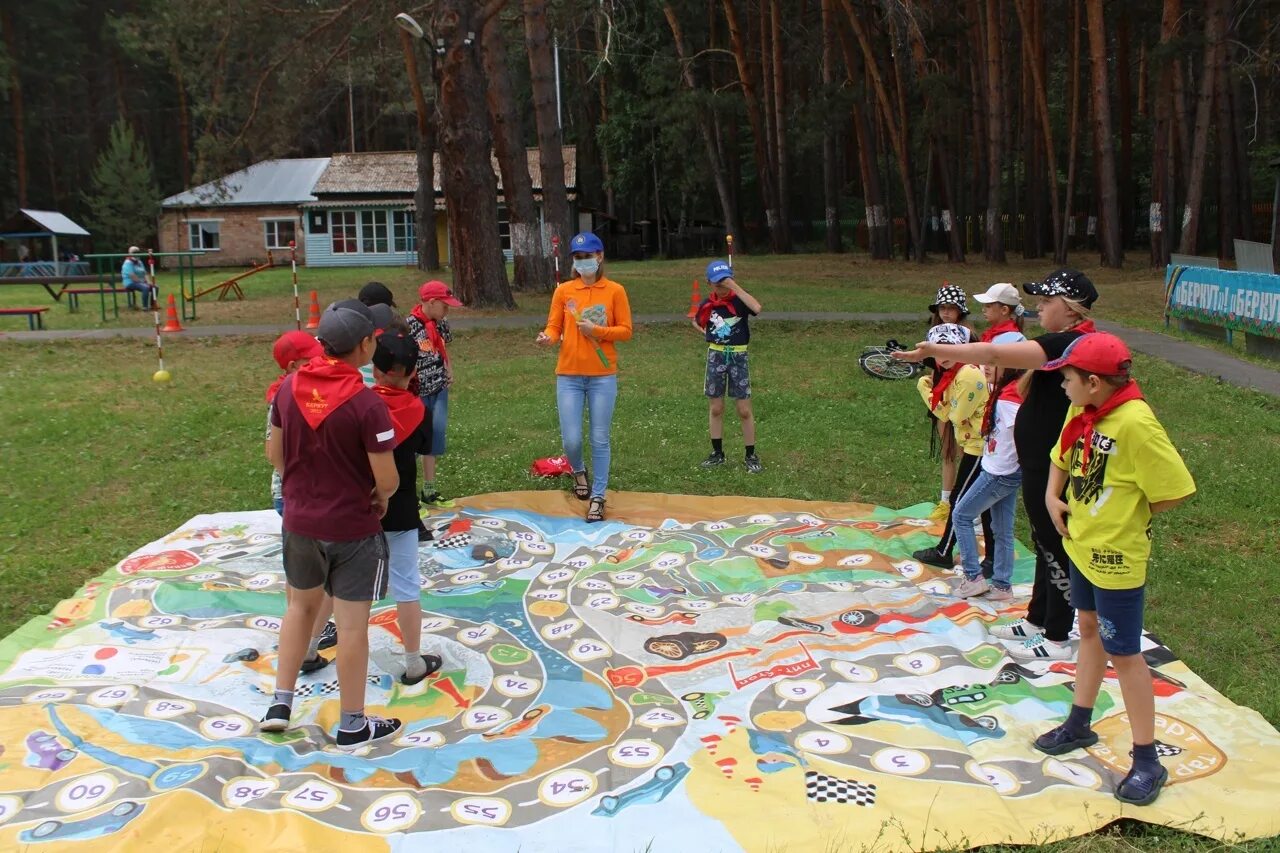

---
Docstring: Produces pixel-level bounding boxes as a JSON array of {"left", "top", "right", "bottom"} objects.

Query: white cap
[
  {"left": 128, "top": 245, "right": 141, "bottom": 255},
  {"left": 974, "top": 282, "right": 1022, "bottom": 306}
]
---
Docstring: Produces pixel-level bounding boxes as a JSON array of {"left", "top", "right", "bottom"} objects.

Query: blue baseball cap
[
  {"left": 706, "top": 260, "right": 733, "bottom": 283},
  {"left": 570, "top": 232, "right": 604, "bottom": 254}
]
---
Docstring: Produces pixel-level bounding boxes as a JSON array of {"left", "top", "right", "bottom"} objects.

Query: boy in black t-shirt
[
  {"left": 371, "top": 334, "right": 443, "bottom": 685},
  {"left": 694, "top": 260, "right": 764, "bottom": 472}
]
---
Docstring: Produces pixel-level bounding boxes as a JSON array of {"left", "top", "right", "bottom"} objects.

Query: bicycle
[{"left": 859, "top": 339, "right": 924, "bottom": 381}]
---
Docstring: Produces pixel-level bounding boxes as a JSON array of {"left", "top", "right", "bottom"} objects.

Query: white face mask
[{"left": 573, "top": 257, "right": 600, "bottom": 277}]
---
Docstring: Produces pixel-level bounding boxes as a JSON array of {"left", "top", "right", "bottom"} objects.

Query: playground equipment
[
  {"left": 83, "top": 251, "right": 202, "bottom": 323},
  {"left": 191, "top": 252, "right": 275, "bottom": 302}
]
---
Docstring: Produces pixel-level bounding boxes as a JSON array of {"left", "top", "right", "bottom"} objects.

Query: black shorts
[
  {"left": 705, "top": 348, "right": 751, "bottom": 399},
  {"left": 282, "top": 530, "right": 389, "bottom": 602}
]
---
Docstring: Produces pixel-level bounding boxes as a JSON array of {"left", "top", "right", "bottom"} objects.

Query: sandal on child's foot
[
  {"left": 1114, "top": 764, "right": 1168, "bottom": 806},
  {"left": 572, "top": 470, "right": 590, "bottom": 501},
  {"left": 586, "top": 497, "right": 606, "bottom": 523},
  {"left": 1033, "top": 723, "right": 1098, "bottom": 755}
]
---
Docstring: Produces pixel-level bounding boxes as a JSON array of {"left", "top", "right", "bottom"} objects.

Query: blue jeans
[
  {"left": 954, "top": 467, "right": 1022, "bottom": 590},
  {"left": 419, "top": 388, "right": 449, "bottom": 456},
  {"left": 556, "top": 374, "right": 618, "bottom": 499},
  {"left": 124, "top": 280, "right": 152, "bottom": 308}
]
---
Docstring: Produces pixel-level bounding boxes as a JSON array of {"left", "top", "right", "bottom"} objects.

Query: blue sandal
[
  {"left": 1115, "top": 765, "right": 1168, "bottom": 806},
  {"left": 1033, "top": 724, "right": 1098, "bottom": 755}
]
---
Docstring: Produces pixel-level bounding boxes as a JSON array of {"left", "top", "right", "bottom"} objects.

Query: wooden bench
[
  {"left": 65, "top": 287, "right": 140, "bottom": 312},
  {"left": 0, "top": 307, "right": 50, "bottom": 330}
]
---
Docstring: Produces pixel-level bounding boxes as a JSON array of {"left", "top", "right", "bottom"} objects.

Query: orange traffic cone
[
  {"left": 686, "top": 279, "right": 701, "bottom": 318},
  {"left": 305, "top": 290, "right": 321, "bottom": 329},
  {"left": 161, "top": 294, "right": 184, "bottom": 333}
]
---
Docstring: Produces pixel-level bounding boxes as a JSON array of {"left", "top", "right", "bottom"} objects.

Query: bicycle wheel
[{"left": 860, "top": 352, "right": 918, "bottom": 381}]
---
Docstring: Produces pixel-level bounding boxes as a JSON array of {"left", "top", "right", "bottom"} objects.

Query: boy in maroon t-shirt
[{"left": 260, "top": 299, "right": 403, "bottom": 750}]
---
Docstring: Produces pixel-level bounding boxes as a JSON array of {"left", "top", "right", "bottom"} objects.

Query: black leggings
[
  {"left": 1021, "top": 465, "right": 1075, "bottom": 642},
  {"left": 937, "top": 452, "right": 994, "bottom": 576}
]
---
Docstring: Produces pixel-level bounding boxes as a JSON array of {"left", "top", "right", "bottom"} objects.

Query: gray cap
[
  {"left": 316, "top": 299, "right": 375, "bottom": 355},
  {"left": 368, "top": 302, "right": 396, "bottom": 333}
]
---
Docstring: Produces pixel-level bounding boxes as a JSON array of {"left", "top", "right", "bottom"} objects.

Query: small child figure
[
  {"left": 371, "top": 333, "right": 444, "bottom": 685},
  {"left": 1035, "top": 333, "right": 1195, "bottom": 807},
  {"left": 694, "top": 260, "right": 763, "bottom": 473}
]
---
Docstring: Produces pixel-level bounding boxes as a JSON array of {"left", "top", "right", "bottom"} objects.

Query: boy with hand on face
[{"left": 694, "top": 260, "right": 763, "bottom": 473}]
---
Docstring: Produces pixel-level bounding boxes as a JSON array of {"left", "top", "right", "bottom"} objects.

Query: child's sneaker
[
  {"left": 259, "top": 703, "right": 292, "bottom": 733},
  {"left": 401, "top": 653, "right": 444, "bottom": 686},
  {"left": 1009, "top": 633, "right": 1073, "bottom": 661},
  {"left": 419, "top": 489, "right": 455, "bottom": 509},
  {"left": 700, "top": 451, "right": 726, "bottom": 468},
  {"left": 984, "top": 586, "right": 1013, "bottom": 602},
  {"left": 1033, "top": 722, "right": 1099, "bottom": 755},
  {"left": 954, "top": 577, "right": 990, "bottom": 598},
  {"left": 744, "top": 454, "right": 763, "bottom": 473},
  {"left": 928, "top": 500, "right": 951, "bottom": 522},
  {"left": 335, "top": 715, "right": 402, "bottom": 752},
  {"left": 911, "top": 547, "right": 954, "bottom": 569},
  {"left": 300, "top": 653, "right": 331, "bottom": 674},
  {"left": 989, "top": 618, "right": 1042, "bottom": 641},
  {"left": 317, "top": 621, "right": 338, "bottom": 650}
]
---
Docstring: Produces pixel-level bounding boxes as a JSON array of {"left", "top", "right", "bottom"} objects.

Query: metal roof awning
[{"left": 0, "top": 208, "right": 91, "bottom": 237}]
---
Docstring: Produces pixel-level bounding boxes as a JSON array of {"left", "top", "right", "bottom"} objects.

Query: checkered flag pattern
[
  {"left": 433, "top": 533, "right": 473, "bottom": 550},
  {"left": 805, "top": 770, "right": 877, "bottom": 806}
]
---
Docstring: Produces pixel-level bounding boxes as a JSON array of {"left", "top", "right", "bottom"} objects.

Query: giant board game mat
[{"left": 0, "top": 491, "right": 1276, "bottom": 851}]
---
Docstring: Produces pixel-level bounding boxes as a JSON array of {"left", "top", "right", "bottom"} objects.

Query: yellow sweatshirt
[{"left": 917, "top": 364, "right": 989, "bottom": 456}]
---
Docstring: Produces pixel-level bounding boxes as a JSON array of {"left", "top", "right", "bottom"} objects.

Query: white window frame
[
  {"left": 360, "top": 210, "right": 389, "bottom": 254},
  {"left": 331, "top": 211, "right": 358, "bottom": 254},
  {"left": 187, "top": 219, "right": 222, "bottom": 251},
  {"left": 262, "top": 218, "right": 297, "bottom": 250},
  {"left": 392, "top": 210, "right": 415, "bottom": 253}
]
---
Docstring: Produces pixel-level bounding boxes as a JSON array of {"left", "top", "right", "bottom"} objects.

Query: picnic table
[{"left": 0, "top": 275, "right": 100, "bottom": 301}]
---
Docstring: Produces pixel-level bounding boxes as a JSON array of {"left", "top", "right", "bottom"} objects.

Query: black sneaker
[
  {"left": 417, "top": 520, "right": 434, "bottom": 543},
  {"left": 911, "top": 547, "right": 954, "bottom": 569},
  {"left": 700, "top": 451, "right": 726, "bottom": 469},
  {"left": 744, "top": 454, "right": 763, "bottom": 473},
  {"left": 401, "top": 653, "right": 444, "bottom": 686},
  {"left": 335, "top": 715, "right": 402, "bottom": 752},
  {"left": 316, "top": 621, "right": 338, "bottom": 651},
  {"left": 419, "top": 489, "right": 455, "bottom": 509},
  {"left": 259, "top": 703, "right": 291, "bottom": 733},
  {"left": 300, "top": 653, "right": 331, "bottom": 674}
]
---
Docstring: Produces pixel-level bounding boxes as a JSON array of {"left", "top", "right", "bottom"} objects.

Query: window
[
  {"left": 392, "top": 211, "right": 415, "bottom": 253},
  {"left": 188, "top": 221, "right": 220, "bottom": 251},
  {"left": 331, "top": 211, "right": 357, "bottom": 254},
  {"left": 360, "top": 210, "right": 389, "bottom": 254},
  {"left": 263, "top": 219, "right": 297, "bottom": 250},
  {"left": 497, "top": 206, "right": 511, "bottom": 252}
]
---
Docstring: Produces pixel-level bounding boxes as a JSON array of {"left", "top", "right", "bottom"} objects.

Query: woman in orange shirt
[{"left": 535, "top": 232, "right": 633, "bottom": 522}]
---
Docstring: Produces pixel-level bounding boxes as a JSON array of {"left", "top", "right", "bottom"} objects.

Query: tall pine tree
[{"left": 82, "top": 119, "right": 158, "bottom": 250}]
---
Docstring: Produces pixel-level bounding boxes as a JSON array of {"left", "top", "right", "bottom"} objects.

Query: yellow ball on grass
[{"left": 152, "top": 369, "right": 172, "bottom": 384}]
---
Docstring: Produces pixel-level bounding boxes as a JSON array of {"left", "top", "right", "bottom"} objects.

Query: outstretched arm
[{"left": 894, "top": 339, "right": 1048, "bottom": 370}]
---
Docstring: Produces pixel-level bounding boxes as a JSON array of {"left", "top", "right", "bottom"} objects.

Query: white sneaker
[
  {"left": 984, "top": 587, "right": 1013, "bottom": 602},
  {"left": 954, "top": 577, "right": 990, "bottom": 598},
  {"left": 989, "top": 618, "right": 1043, "bottom": 641},
  {"left": 1009, "top": 634, "right": 1073, "bottom": 661}
]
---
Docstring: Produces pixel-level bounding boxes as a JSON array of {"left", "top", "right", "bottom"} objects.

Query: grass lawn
[{"left": 1, "top": 318, "right": 1277, "bottom": 851}]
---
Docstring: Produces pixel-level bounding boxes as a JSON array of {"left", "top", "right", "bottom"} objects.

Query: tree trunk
[
  {"left": 1, "top": 9, "right": 28, "bottom": 207},
  {"left": 1150, "top": 0, "right": 1180, "bottom": 267},
  {"left": 1232, "top": 75, "right": 1253, "bottom": 241},
  {"left": 1060, "top": 0, "right": 1082, "bottom": 263},
  {"left": 841, "top": 0, "right": 923, "bottom": 260},
  {"left": 1215, "top": 23, "right": 1237, "bottom": 260},
  {"left": 662, "top": 4, "right": 738, "bottom": 241},
  {"left": 821, "top": 0, "right": 842, "bottom": 252},
  {"left": 524, "top": 0, "right": 572, "bottom": 274},
  {"left": 398, "top": 29, "right": 441, "bottom": 272},
  {"left": 770, "top": 0, "right": 792, "bottom": 252},
  {"left": 983, "top": 0, "right": 1006, "bottom": 262},
  {"left": 1179, "top": 0, "right": 1226, "bottom": 256},
  {"left": 1116, "top": 9, "right": 1134, "bottom": 246},
  {"left": 435, "top": 0, "right": 514, "bottom": 308},
  {"left": 481, "top": 13, "right": 551, "bottom": 292},
  {"left": 1086, "top": 0, "right": 1122, "bottom": 267},
  {"left": 835, "top": 14, "right": 890, "bottom": 258},
  {"left": 722, "top": 0, "right": 784, "bottom": 252}
]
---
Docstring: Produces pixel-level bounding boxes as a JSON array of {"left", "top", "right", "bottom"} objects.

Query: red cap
[
  {"left": 1040, "top": 332, "right": 1132, "bottom": 376},
  {"left": 418, "top": 280, "right": 463, "bottom": 306},
  {"left": 272, "top": 330, "right": 321, "bottom": 369}
]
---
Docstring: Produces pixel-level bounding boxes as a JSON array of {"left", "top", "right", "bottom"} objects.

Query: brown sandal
[
  {"left": 572, "top": 471, "right": 590, "bottom": 501},
  {"left": 586, "top": 497, "right": 606, "bottom": 523}
]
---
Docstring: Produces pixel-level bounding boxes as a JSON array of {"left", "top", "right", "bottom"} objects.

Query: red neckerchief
[
  {"left": 980, "top": 319, "right": 1021, "bottom": 343},
  {"left": 1072, "top": 319, "right": 1097, "bottom": 334},
  {"left": 929, "top": 364, "right": 963, "bottom": 410},
  {"left": 1057, "top": 380, "right": 1144, "bottom": 466},
  {"left": 981, "top": 379, "right": 1024, "bottom": 438},
  {"left": 266, "top": 374, "right": 287, "bottom": 403},
  {"left": 371, "top": 384, "right": 425, "bottom": 445},
  {"left": 696, "top": 293, "right": 738, "bottom": 330},
  {"left": 411, "top": 305, "right": 450, "bottom": 367},
  {"left": 290, "top": 356, "right": 365, "bottom": 430}
]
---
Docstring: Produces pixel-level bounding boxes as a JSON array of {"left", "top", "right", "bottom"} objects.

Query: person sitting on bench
[{"left": 121, "top": 246, "right": 151, "bottom": 309}]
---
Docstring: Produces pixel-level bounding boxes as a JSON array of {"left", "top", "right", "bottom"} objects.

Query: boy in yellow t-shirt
[{"left": 1036, "top": 333, "right": 1195, "bottom": 807}]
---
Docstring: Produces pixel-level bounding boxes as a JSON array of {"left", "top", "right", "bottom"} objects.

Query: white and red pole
[
  {"left": 290, "top": 240, "right": 301, "bottom": 331},
  {"left": 726, "top": 233, "right": 734, "bottom": 270},
  {"left": 148, "top": 250, "right": 169, "bottom": 382},
  {"left": 551, "top": 234, "right": 561, "bottom": 286}
]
